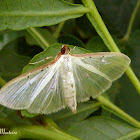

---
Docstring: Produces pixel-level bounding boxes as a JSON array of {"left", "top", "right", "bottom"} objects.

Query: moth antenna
[
  {"left": 29, "top": 56, "right": 53, "bottom": 65},
  {"left": 62, "top": 44, "right": 65, "bottom": 48},
  {"left": 70, "top": 46, "right": 76, "bottom": 53}
]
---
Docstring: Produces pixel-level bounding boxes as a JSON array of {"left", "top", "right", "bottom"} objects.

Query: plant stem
[
  {"left": 123, "top": 0, "right": 140, "bottom": 42},
  {"left": 26, "top": 28, "right": 50, "bottom": 50},
  {"left": 82, "top": 0, "right": 120, "bottom": 52},
  {"left": 0, "top": 77, "right": 6, "bottom": 87},
  {"left": 116, "top": 129, "right": 140, "bottom": 140},
  {"left": 126, "top": 67, "right": 140, "bottom": 93},
  {"left": 54, "top": 21, "right": 65, "bottom": 38},
  {"left": 82, "top": 0, "right": 140, "bottom": 95},
  {"left": 1, "top": 125, "right": 81, "bottom": 140},
  {"left": 97, "top": 96, "right": 140, "bottom": 128}
]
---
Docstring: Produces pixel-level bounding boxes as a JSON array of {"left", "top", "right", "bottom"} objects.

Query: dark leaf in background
[
  {"left": 76, "top": 15, "right": 97, "bottom": 39},
  {"left": 94, "top": 0, "right": 140, "bottom": 36},
  {"left": 86, "top": 36, "right": 108, "bottom": 52},
  {"left": 0, "top": 30, "right": 24, "bottom": 50},
  {"left": 48, "top": 101, "right": 100, "bottom": 130},
  {"left": 58, "top": 34, "right": 85, "bottom": 48},
  {"left": 0, "top": 105, "right": 31, "bottom": 127},
  {"left": 62, "top": 19, "right": 76, "bottom": 34},
  {"left": 128, "top": 30, "right": 140, "bottom": 76},
  {"left": 111, "top": 30, "right": 140, "bottom": 122},
  {"left": 101, "top": 30, "right": 140, "bottom": 122},
  {"left": 25, "top": 28, "right": 58, "bottom": 46},
  {"left": 101, "top": 80, "right": 121, "bottom": 118},
  {"left": 0, "top": 33, "right": 31, "bottom": 81}
]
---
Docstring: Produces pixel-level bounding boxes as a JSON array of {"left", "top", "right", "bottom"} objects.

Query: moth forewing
[
  {"left": 0, "top": 60, "right": 56, "bottom": 110},
  {"left": 72, "top": 52, "right": 131, "bottom": 81},
  {"left": 0, "top": 45, "right": 131, "bottom": 115}
]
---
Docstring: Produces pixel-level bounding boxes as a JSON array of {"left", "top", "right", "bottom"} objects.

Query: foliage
[{"left": 0, "top": 0, "right": 140, "bottom": 140}]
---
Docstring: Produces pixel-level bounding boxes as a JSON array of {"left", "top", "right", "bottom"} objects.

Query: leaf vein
[
  {"left": 91, "top": 125, "right": 113, "bottom": 139},
  {"left": 38, "top": 0, "right": 43, "bottom": 12},
  {"left": 5, "top": 0, "right": 10, "bottom": 12},
  {"left": 20, "top": 0, "right": 24, "bottom": 11}
]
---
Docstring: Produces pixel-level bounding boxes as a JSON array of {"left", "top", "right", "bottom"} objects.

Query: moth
[{"left": 0, "top": 45, "right": 130, "bottom": 114}]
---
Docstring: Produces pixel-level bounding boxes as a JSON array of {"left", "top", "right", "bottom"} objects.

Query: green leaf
[
  {"left": 86, "top": 36, "right": 124, "bottom": 53},
  {"left": 0, "top": 105, "right": 31, "bottom": 126},
  {"left": 86, "top": 36, "right": 108, "bottom": 52},
  {"left": 58, "top": 34, "right": 85, "bottom": 48},
  {"left": 0, "top": 39, "right": 31, "bottom": 81},
  {"left": 62, "top": 19, "right": 76, "bottom": 34},
  {"left": 111, "top": 30, "right": 140, "bottom": 122},
  {"left": 23, "top": 43, "right": 90, "bottom": 73},
  {"left": 94, "top": 0, "right": 140, "bottom": 35},
  {"left": 25, "top": 28, "right": 58, "bottom": 46},
  {"left": 67, "top": 116, "right": 140, "bottom": 140},
  {"left": 0, "top": 30, "right": 24, "bottom": 50},
  {"left": 0, "top": 0, "right": 88, "bottom": 31},
  {"left": 48, "top": 101, "right": 101, "bottom": 130},
  {"left": 101, "top": 80, "right": 121, "bottom": 118},
  {"left": 21, "top": 110, "right": 38, "bottom": 118},
  {"left": 76, "top": 15, "right": 97, "bottom": 39}
]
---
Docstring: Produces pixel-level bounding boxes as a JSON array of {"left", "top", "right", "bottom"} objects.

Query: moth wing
[
  {"left": 0, "top": 61, "right": 66, "bottom": 114},
  {"left": 71, "top": 52, "right": 130, "bottom": 102},
  {"left": 27, "top": 65, "right": 66, "bottom": 114}
]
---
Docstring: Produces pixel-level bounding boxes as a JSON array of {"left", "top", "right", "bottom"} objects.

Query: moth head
[{"left": 61, "top": 45, "right": 70, "bottom": 55}]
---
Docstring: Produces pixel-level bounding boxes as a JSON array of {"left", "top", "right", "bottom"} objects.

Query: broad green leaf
[
  {"left": 48, "top": 101, "right": 100, "bottom": 130},
  {"left": 0, "top": 0, "right": 88, "bottom": 31},
  {"left": 67, "top": 116, "right": 139, "bottom": 140}
]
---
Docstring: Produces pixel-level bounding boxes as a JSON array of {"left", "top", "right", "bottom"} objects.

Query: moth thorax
[{"left": 61, "top": 45, "right": 70, "bottom": 55}]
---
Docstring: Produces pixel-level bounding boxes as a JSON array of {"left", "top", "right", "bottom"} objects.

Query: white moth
[{"left": 0, "top": 45, "right": 130, "bottom": 114}]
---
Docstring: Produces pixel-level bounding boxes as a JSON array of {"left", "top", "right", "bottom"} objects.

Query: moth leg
[
  {"left": 29, "top": 56, "right": 54, "bottom": 65},
  {"left": 101, "top": 56, "right": 108, "bottom": 64},
  {"left": 17, "top": 110, "right": 24, "bottom": 118}
]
